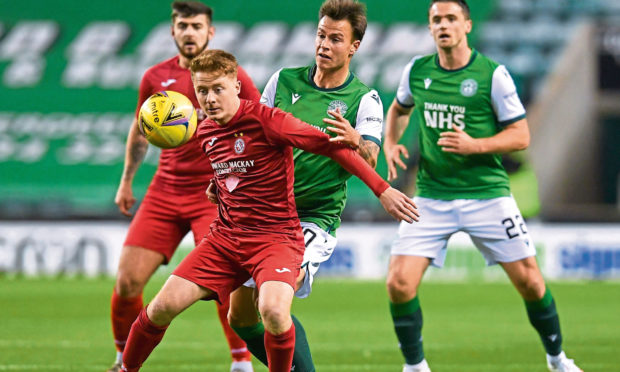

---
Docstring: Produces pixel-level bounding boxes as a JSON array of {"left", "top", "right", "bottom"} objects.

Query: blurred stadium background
[{"left": 1, "top": 0, "right": 619, "bottom": 371}]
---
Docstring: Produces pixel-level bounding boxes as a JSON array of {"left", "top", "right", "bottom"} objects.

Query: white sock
[
  {"left": 405, "top": 359, "right": 428, "bottom": 369},
  {"left": 230, "top": 360, "right": 253, "bottom": 372},
  {"left": 547, "top": 351, "right": 566, "bottom": 364},
  {"left": 116, "top": 351, "right": 123, "bottom": 364}
]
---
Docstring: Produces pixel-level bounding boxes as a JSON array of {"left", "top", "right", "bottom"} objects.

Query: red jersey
[
  {"left": 136, "top": 55, "right": 260, "bottom": 191},
  {"left": 197, "top": 99, "right": 389, "bottom": 234}
]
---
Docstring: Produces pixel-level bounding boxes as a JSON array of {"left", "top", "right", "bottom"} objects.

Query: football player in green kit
[
  {"left": 383, "top": 1, "right": 583, "bottom": 372},
  {"left": 222, "top": 0, "right": 384, "bottom": 371}
]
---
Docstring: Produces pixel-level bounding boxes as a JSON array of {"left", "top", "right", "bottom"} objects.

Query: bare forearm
[
  {"left": 356, "top": 138, "right": 380, "bottom": 169},
  {"left": 476, "top": 120, "right": 530, "bottom": 154},
  {"left": 385, "top": 100, "right": 413, "bottom": 145},
  {"left": 121, "top": 119, "right": 149, "bottom": 183}
]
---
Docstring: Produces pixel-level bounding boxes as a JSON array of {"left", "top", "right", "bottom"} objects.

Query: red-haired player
[
  {"left": 119, "top": 49, "right": 418, "bottom": 372},
  {"left": 108, "top": 3, "right": 259, "bottom": 372}
]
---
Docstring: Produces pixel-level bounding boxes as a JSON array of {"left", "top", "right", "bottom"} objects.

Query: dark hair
[
  {"left": 429, "top": 0, "right": 471, "bottom": 19},
  {"left": 171, "top": 1, "right": 213, "bottom": 23},
  {"left": 319, "top": 0, "right": 367, "bottom": 42},
  {"left": 190, "top": 49, "right": 238, "bottom": 78}
]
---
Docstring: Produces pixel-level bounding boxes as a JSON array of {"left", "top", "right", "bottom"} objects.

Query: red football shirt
[
  {"left": 197, "top": 99, "right": 389, "bottom": 234},
  {"left": 136, "top": 55, "right": 260, "bottom": 191}
]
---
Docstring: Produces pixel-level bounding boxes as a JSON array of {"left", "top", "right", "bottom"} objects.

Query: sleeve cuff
[
  {"left": 361, "top": 134, "right": 382, "bottom": 148},
  {"left": 396, "top": 97, "right": 415, "bottom": 109},
  {"left": 498, "top": 114, "right": 526, "bottom": 127}
]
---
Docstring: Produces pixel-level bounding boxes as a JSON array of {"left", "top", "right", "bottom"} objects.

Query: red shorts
[
  {"left": 124, "top": 184, "right": 217, "bottom": 263},
  {"left": 172, "top": 226, "right": 305, "bottom": 304}
]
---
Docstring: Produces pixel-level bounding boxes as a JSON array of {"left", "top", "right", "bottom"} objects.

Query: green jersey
[
  {"left": 260, "top": 65, "right": 383, "bottom": 233},
  {"left": 396, "top": 50, "right": 526, "bottom": 199}
]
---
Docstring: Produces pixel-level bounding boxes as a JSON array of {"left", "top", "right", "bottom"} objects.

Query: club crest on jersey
[
  {"left": 460, "top": 79, "right": 478, "bottom": 97},
  {"left": 327, "top": 100, "right": 348, "bottom": 117},
  {"left": 234, "top": 138, "right": 245, "bottom": 154}
]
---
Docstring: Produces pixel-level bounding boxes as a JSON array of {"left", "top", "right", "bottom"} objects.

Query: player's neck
[
  {"left": 214, "top": 98, "right": 241, "bottom": 126},
  {"left": 178, "top": 55, "right": 191, "bottom": 69},
  {"left": 313, "top": 66, "right": 350, "bottom": 89},
  {"left": 437, "top": 45, "right": 472, "bottom": 70}
]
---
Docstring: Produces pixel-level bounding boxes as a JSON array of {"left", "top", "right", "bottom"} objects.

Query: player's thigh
[
  {"left": 148, "top": 274, "right": 214, "bottom": 325},
  {"left": 124, "top": 187, "right": 190, "bottom": 263},
  {"left": 295, "top": 222, "right": 338, "bottom": 298},
  {"left": 390, "top": 197, "right": 458, "bottom": 267},
  {"left": 257, "top": 280, "right": 295, "bottom": 333},
  {"left": 500, "top": 256, "right": 546, "bottom": 301},
  {"left": 173, "top": 235, "right": 249, "bottom": 306},
  {"left": 115, "top": 245, "right": 166, "bottom": 295},
  {"left": 228, "top": 286, "right": 260, "bottom": 327},
  {"left": 463, "top": 196, "right": 535, "bottom": 265},
  {"left": 245, "top": 234, "right": 304, "bottom": 295}
]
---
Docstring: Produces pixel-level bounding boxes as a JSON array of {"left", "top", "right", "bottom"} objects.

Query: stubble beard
[{"left": 176, "top": 37, "right": 210, "bottom": 60}]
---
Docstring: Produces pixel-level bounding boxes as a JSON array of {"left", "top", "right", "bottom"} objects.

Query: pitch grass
[{"left": 0, "top": 278, "right": 618, "bottom": 371}]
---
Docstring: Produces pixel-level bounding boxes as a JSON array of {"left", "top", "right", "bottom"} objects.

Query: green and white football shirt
[
  {"left": 396, "top": 50, "right": 526, "bottom": 200},
  {"left": 260, "top": 65, "right": 383, "bottom": 233}
]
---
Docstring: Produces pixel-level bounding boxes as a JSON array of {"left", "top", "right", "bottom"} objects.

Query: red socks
[
  {"left": 265, "top": 323, "right": 296, "bottom": 372},
  {"left": 215, "top": 300, "right": 252, "bottom": 362},
  {"left": 122, "top": 307, "right": 168, "bottom": 371},
  {"left": 111, "top": 290, "right": 143, "bottom": 352}
]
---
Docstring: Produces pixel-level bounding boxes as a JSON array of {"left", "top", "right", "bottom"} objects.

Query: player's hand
[
  {"left": 384, "top": 141, "right": 409, "bottom": 182},
  {"left": 378, "top": 187, "right": 419, "bottom": 223},
  {"left": 437, "top": 126, "right": 481, "bottom": 155},
  {"left": 324, "top": 108, "right": 360, "bottom": 149},
  {"left": 115, "top": 182, "right": 136, "bottom": 217},
  {"left": 206, "top": 179, "right": 218, "bottom": 204}
]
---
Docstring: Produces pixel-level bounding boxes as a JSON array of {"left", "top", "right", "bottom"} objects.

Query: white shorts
[
  {"left": 243, "top": 222, "right": 337, "bottom": 298},
  {"left": 391, "top": 196, "right": 536, "bottom": 267}
]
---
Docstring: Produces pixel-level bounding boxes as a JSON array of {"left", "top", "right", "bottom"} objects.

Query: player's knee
[
  {"left": 514, "top": 277, "right": 546, "bottom": 301},
  {"left": 258, "top": 303, "right": 290, "bottom": 334},
  {"left": 147, "top": 297, "right": 178, "bottom": 326},
  {"left": 386, "top": 272, "right": 417, "bottom": 302},
  {"left": 115, "top": 271, "right": 146, "bottom": 297}
]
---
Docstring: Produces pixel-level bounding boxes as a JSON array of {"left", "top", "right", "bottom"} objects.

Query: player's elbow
[{"left": 515, "top": 132, "right": 530, "bottom": 151}]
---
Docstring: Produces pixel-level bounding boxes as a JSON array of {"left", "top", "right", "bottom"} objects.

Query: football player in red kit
[
  {"left": 119, "top": 50, "right": 419, "bottom": 372},
  {"left": 109, "top": 3, "right": 259, "bottom": 372}
]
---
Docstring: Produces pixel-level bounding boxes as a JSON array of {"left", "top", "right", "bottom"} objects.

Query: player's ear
[
  {"left": 236, "top": 80, "right": 241, "bottom": 94},
  {"left": 208, "top": 25, "right": 216, "bottom": 40},
  {"left": 465, "top": 19, "right": 472, "bottom": 34},
  {"left": 350, "top": 40, "right": 361, "bottom": 57}
]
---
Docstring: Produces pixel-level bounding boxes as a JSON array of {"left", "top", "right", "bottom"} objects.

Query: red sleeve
[
  {"left": 134, "top": 72, "right": 154, "bottom": 118},
  {"left": 260, "top": 104, "right": 389, "bottom": 197},
  {"left": 237, "top": 66, "right": 261, "bottom": 103}
]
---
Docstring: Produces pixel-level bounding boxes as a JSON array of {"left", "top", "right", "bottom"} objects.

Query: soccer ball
[{"left": 138, "top": 90, "right": 197, "bottom": 149}]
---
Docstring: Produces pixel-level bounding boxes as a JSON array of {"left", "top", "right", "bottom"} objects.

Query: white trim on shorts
[{"left": 390, "top": 196, "right": 536, "bottom": 267}]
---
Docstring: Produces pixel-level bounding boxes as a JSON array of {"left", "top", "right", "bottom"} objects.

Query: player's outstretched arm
[
  {"left": 262, "top": 106, "right": 418, "bottom": 223},
  {"left": 115, "top": 117, "right": 149, "bottom": 217},
  {"left": 379, "top": 187, "right": 419, "bottom": 223},
  {"left": 384, "top": 99, "right": 414, "bottom": 182}
]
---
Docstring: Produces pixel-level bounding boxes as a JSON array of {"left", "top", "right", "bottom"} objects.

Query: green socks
[
  {"left": 525, "top": 289, "right": 563, "bottom": 356},
  {"left": 231, "top": 315, "right": 315, "bottom": 372},
  {"left": 231, "top": 321, "right": 268, "bottom": 365},
  {"left": 290, "top": 314, "right": 315, "bottom": 372},
  {"left": 390, "top": 296, "right": 425, "bottom": 365}
]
